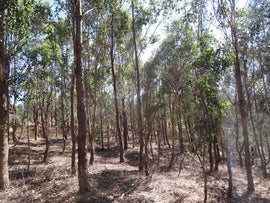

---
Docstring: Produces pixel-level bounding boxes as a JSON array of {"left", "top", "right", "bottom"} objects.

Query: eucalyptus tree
[
  {"left": 148, "top": 11, "right": 231, "bottom": 199},
  {"left": 108, "top": 1, "right": 132, "bottom": 163},
  {"left": 236, "top": 23, "right": 269, "bottom": 179},
  {"left": 82, "top": 0, "right": 111, "bottom": 164},
  {"left": 131, "top": 0, "right": 164, "bottom": 172},
  {"left": 112, "top": 9, "right": 134, "bottom": 152},
  {"left": 10, "top": 57, "right": 19, "bottom": 143},
  {"left": 53, "top": 18, "right": 73, "bottom": 152},
  {"left": 152, "top": 18, "right": 198, "bottom": 166},
  {"left": 72, "top": 0, "right": 91, "bottom": 193},
  {"left": 132, "top": 0, "right": 187, "bottom": 173},
  {"left": 19, "top": 1, "right": 53, "bottom": 145},
  {"left": 193, "top": 38, "right": 230, "bottom": 202},
  {"left": 132, "top": 0, "right": 146, "bottom": 172},
  {"left": 113, "top": 48, "right": 132, "bottom": 152},
  {"left": 64, "top": 0, "right": 77, "bottom": 175},
  {"left": 0, "top": 0, "right": 51, "bottom": 190},
  {"left": 120, "top": 57, "right": 137, "bottom": 149},
  {"left": 9, "top": 55, "right": 30, "bottom": 144},
  {"left": 212, "top": 0, "right": 255, "bottom": 191},
  {"left": 247, "top": 0, "right": 270, "bottom": 172},
  {"left": 70, "top": 71, "right": 76, "bottom": 174},
  {"left": 141, "top": 57, "right": 161, "bottom": 175},
  {"left": 26, "top": 22, "right": 62, "bottom": 160}
]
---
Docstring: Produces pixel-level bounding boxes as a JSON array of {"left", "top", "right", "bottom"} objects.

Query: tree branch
[{"left": 83, "top": 7, "right": 95, "bottom": 18}]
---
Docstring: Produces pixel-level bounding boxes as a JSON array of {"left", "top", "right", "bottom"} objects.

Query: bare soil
[{"left": 0, "top": 136, "right": 269, "bottom": 203}]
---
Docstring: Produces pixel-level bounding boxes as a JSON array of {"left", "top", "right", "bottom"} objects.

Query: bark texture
[
  {"left": 73, "top": 0, "right": 90, "bottom": 193},
  {"left": 0, "top": 14, "right": 9, "bottom": 190},
  {"left": 231, "top": 12, "right": 254, "bottom": 191}
]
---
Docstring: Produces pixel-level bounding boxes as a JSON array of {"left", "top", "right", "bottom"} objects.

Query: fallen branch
[
  {"left": 117, "top": 164, "right": 159, "bottom": 200},
  {"left": 178, "top": 154, "right": 186, "bottom": 176}
]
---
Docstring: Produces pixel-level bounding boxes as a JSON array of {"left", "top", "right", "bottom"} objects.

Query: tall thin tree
[
  {"left": 110, "top": 10, "right": 124, "bottom": 163},
  {"left": 230, "top": 0, "right": 254, "bottom": 191},
  {"left": 132, "top": 0, "right": 144, "bottom": 172},
  {"left": 72, "top": 0, "right": 90, "bottom": 193}
]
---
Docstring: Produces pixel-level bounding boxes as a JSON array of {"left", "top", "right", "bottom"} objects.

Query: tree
[
  {"left": 72, "top": 0, "right": 90, "bottom": 193},
  {"left": 122, "top": 97, "right": 128, "bottom": 150},
  {"left": 70, "top": 71, "right": 76, "bottom": 175},
  {"left": 229, "top": 0, "right": 254, "bottom": 191},
  {"left": 213, "top": 0, "right": 255, "bottom": 191},
  {"left": 0, "top": 23, "right": 9, "bottom": 189},
  {"left": 0, "top": 0, "right": 40, "bottom": 190},
  {"left": 110, "top": 7, "right": 124, "bottom": 163},
  {"left": 132, "top": 0, "right": 144, "bottom": 172}
]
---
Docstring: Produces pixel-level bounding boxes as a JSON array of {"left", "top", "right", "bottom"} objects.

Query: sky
[
  {"left": 141, "top": 0, "right": 249, "bottom": 63},
  {"left": 46, "top": 0, "right": 249, "bottom": 64}
]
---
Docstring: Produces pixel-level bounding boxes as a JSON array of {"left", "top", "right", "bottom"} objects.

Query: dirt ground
[{"left": 0, "top": 137, "right": 269, "bottom": 203}]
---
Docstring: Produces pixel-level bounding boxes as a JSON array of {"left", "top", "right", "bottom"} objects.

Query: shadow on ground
[
  {"left": 91, "top": 169, "right": 140, "bottom": 200},
  {"left": 76, "top": 189, "right": 113, "bottom": 203},
  {"left": 228, "top": 190, "right": 270, "bottom": 203},
  {"left": 125, "top": 151, "right": 139, "bottom": 167},
  {"left": 9, "top": 169, "right": 36, "bottom": 180},
  {"left": 95, "top": 147, "right": 119, "bottom": 159}
]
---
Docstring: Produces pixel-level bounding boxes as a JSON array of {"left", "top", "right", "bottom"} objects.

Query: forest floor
[{"left": 0, "top": 136, "right": 270, "bottom": 203}]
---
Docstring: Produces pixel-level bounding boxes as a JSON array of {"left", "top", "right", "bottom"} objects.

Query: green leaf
[{"left": 0, "top": 125, "right": 6, "bottom": 134}]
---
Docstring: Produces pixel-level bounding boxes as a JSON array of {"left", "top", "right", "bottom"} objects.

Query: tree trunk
[
  {"left": 50, "top": 91, "right": 54, "bottom": 128},
  {"left": 73, "top": 0, "right": 90, "bottom": 193},
  {"left": 89, "top": 106, "right": 96, "bottom": 165},
  {"left": 70, "top": 71, "right": 76, "bottom": 175},
  {"left": 258, "top": 44, "right": 270, "bottom": 116},
  {"left": 157, "top": 121, "right": 161, "bottom": 165},
  {"left": 41, "top": 111, "right": 49, "bottom": 162},
  {"left": 112, "top": 120, "right": 118, "bottom": 145},
  {"left": 231, "top": 4, "right": 254, "bottom": 190},
  {"left": 122, "top": 98, "right": 128, "bottom": 150},
  {"left": 176, "top": 100, "right": 184, "bottom": 152},
  {"left": 42, "top": 90, "right": 52, "bottom": 162},
  {"left": 208, "top": 139, "right": 213, "bottom": 172},
  {"left": 33, "top": 103, "right": 39, "bottom": 140},
  {"left": 26, "top": 102, "right": 30, "bottom": 170},
  {"left": 253, "top": 89, "right": 267, "bottom": 178},
  {"left": 243, "top": 58, "right": 267, "bottom": 177},
  {"left": 235, "top": 104, "right": 244, "bottom": 167},
  {"left": 0, "top": 53, "right": 9, "bottom": 190},
  {"left": 11, "top": 61, "right": 18, "bottom": 144},
  {"left": 88, "top": 32, "right": 99, "bottom": 164},
  {"left": 110, "top": 12, "right": 124, "bottom": 163},
  {"left": 144, "top": 88, "right": 152, "bottom": 176},
  {"left": 197, "top": 146, "right": 207, "bottom": 203},
  {"left": 150, "top": 128, "right": 154, "bottom": 162},
  {"left": 107, "top": 123, "right": 110, "bottom": 150},
  {"left": 144, "top": 115, "right": 150, "bottom": 176},
  {"left": 130, "top": 99, "right": 136, "bottom": 148},
  {"left": 101, "top": 106, "right": 104, "bottom": 150},
  {"left": 132, "top": 0, "right": 144, "bottom": 171},
  {"left": 54, "top": 96, "right": 58, "bottom": 137},
  {"left": 61, "top": 81, "right": 66, "bottom": 153},
  {"left": 70, "top": 12, "right": 76, "bottom": 175},
  {"left": 0, "top": 13, "right": 9, "bottom": 188},
  {"left": 225, "top": 131, "right": 233, "bottom": 198},
  {"left": 213, "top": 135, "right": 219, "bottom": 171},
  {"left": 265, "top": 135, "right": 270, "bottom": 164},
  {"left": 163, "top": 119, "right": 171, "bottom": 149},
  {"left": 11, "top": 101, "right": 18, "bottom": 143},
  {"left": 169, "top": 95, "right": 175, "bottom": 169}
]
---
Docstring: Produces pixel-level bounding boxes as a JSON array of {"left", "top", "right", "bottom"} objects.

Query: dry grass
[{"left": 0, "top": 135, "right": 269, "bottom": 203}]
